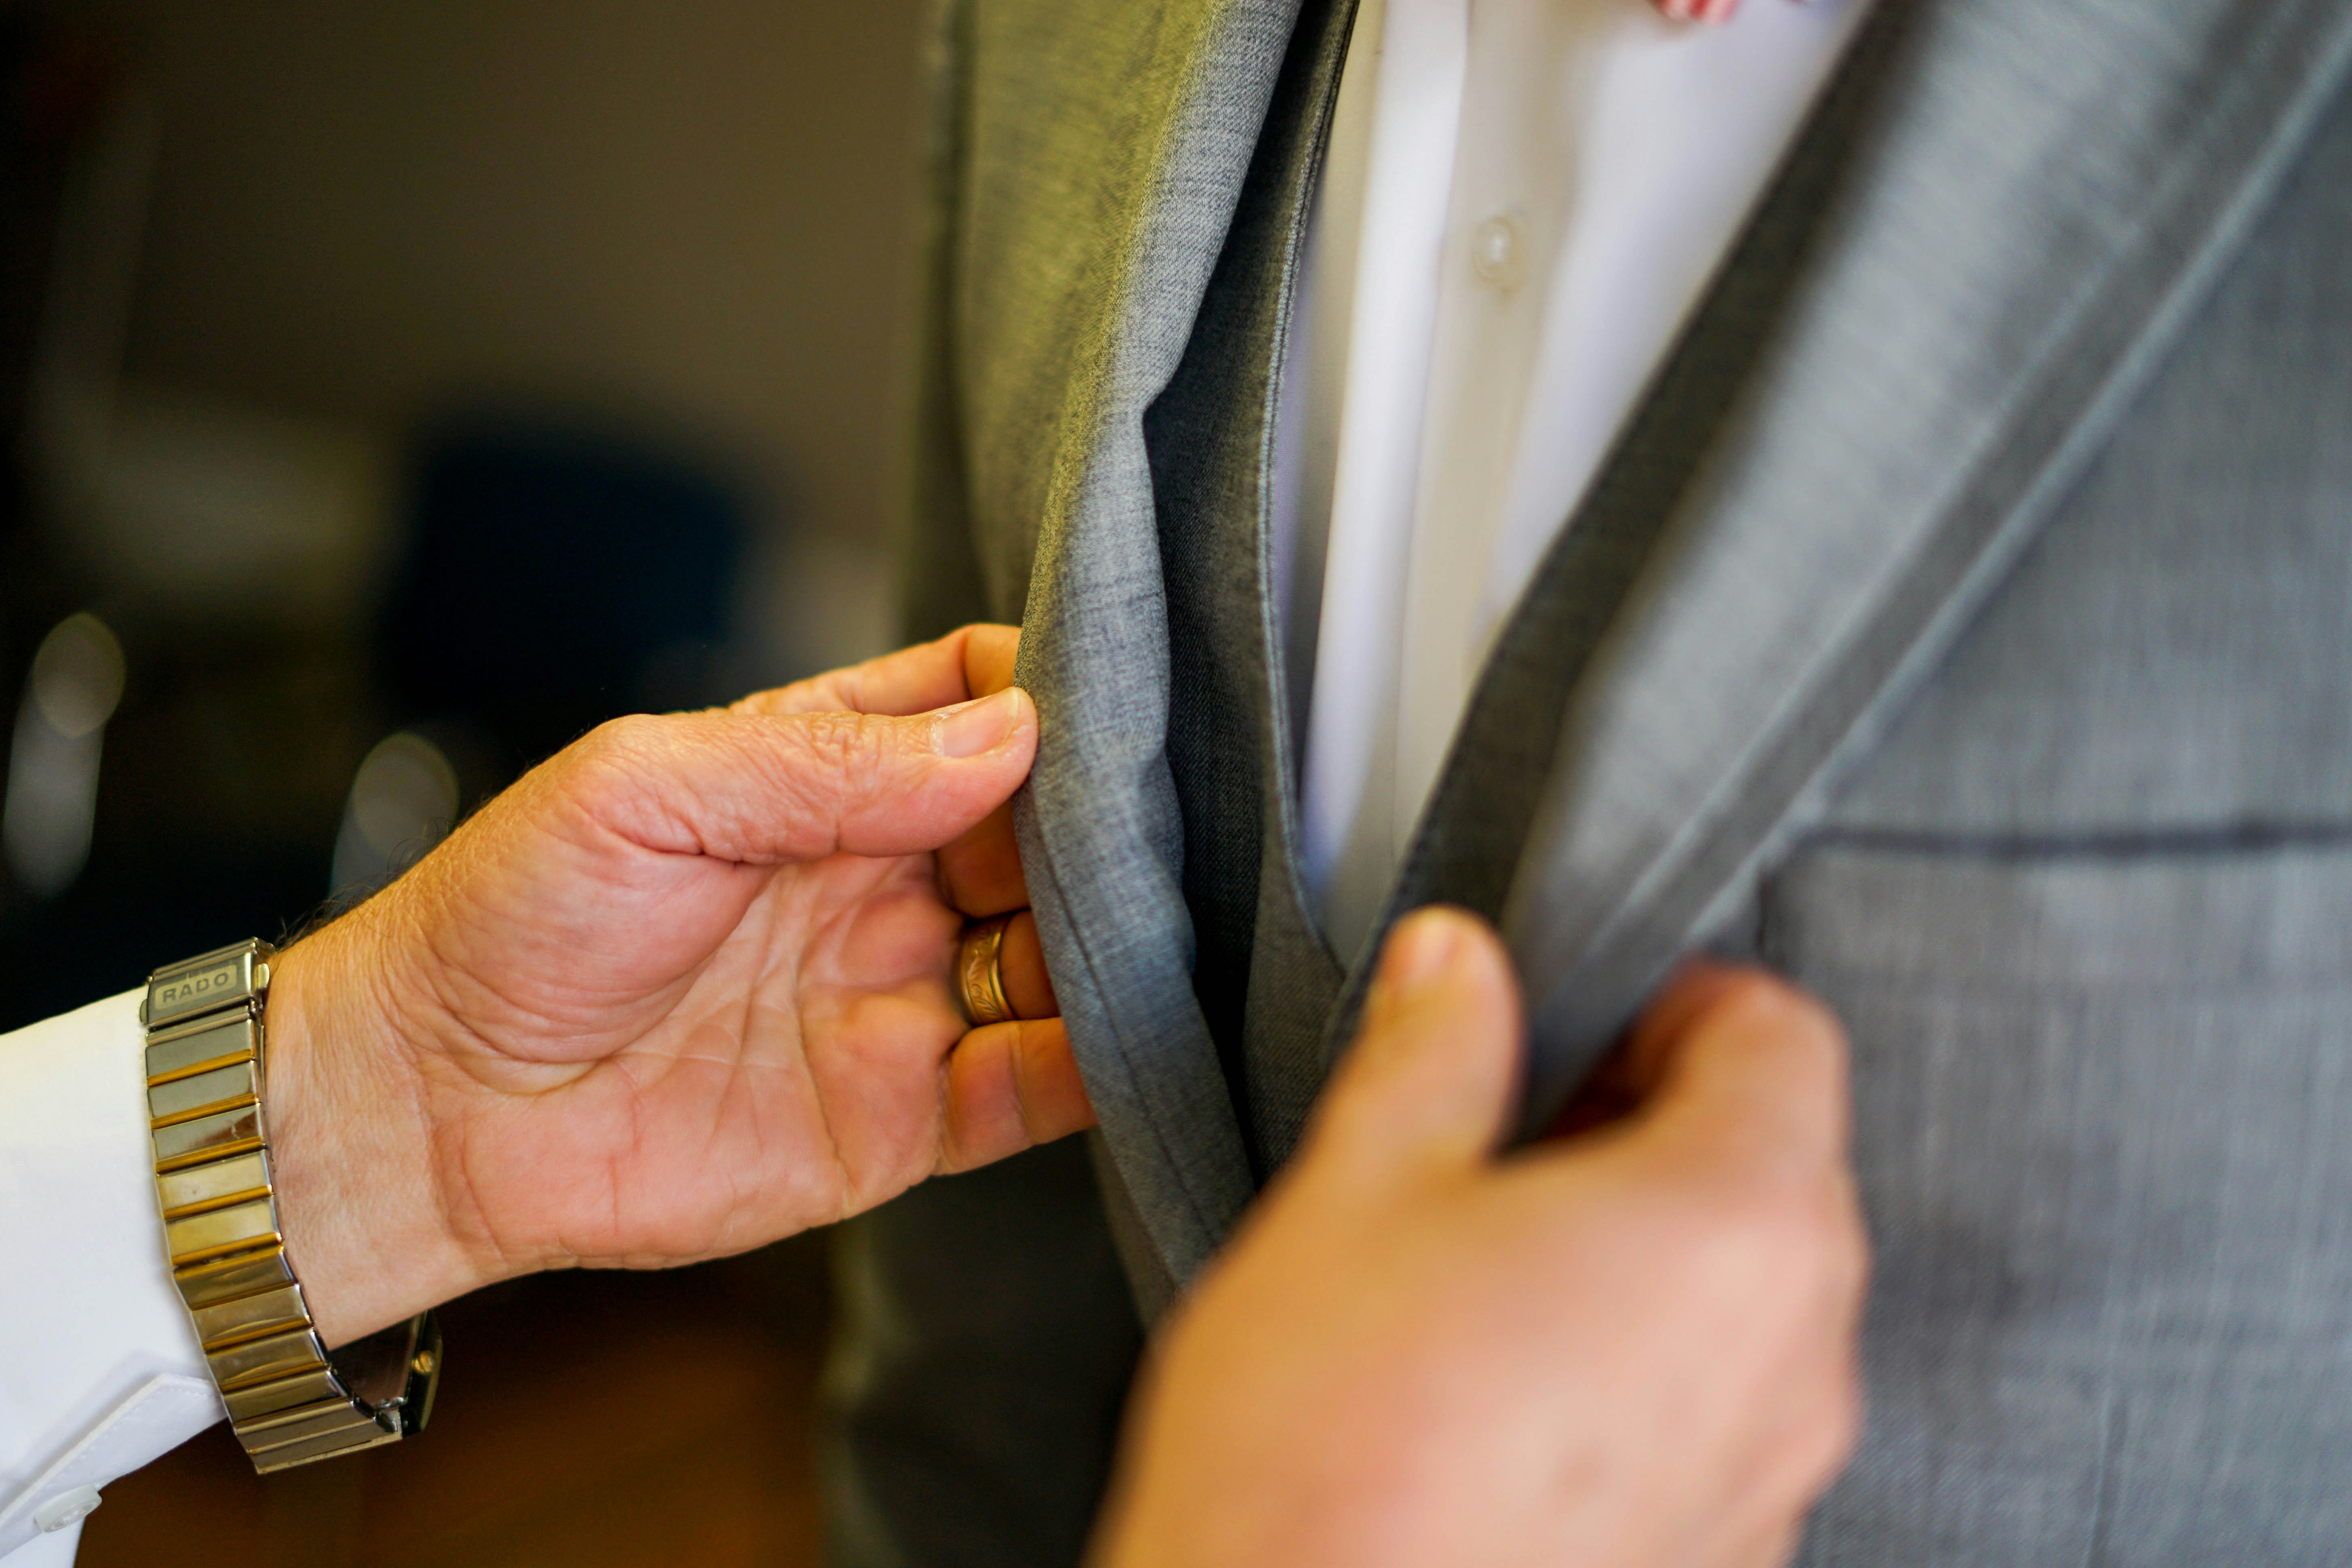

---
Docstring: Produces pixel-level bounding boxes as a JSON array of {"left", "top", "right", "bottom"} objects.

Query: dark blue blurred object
[{"left": 382, "top": 417, "right": 746, "bottom": 777}]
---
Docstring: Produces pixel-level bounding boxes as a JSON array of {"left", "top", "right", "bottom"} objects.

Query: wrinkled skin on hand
[{"left": 262, "top": 626, "right": 1077, "bottom": 1345}]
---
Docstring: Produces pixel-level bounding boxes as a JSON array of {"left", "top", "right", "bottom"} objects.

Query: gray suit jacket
[{"left": 863, "top": 0, "right": 2352, "bottom": 1559}]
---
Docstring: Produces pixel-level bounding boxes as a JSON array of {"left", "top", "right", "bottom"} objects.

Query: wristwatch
[{"left": 141, "top": 939, "right": 442, "bottom": 1473}]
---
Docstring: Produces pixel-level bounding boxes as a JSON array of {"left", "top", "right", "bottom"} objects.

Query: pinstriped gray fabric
[
  {"left": 1781, "top": 850, "right": 2352, "bottom": 1563},
  {"left": 1146, "top": 0, "right": 1356, "bottom": 1178},
  {"left": 909, "top": 0, "right": 2352, "bottom": 1271},
  {"left": 1779, "top": 101, "right": 2352, "bottom": 1558},
  {"left": 822, "top": 8, "right": 1321, "bottom": 1550},
  {"left": 935, "top": 0, "right": 1313, "bottom": 1279},
  {"left": 1263, "top": 0, "right": 2352, "bottom": 1167},
  {"left": 1491, "top": 0, "right": 2352, "bottom": 1135},
  {"left": 835, "top": 2, "right": 2352, "bottom": 1564}
]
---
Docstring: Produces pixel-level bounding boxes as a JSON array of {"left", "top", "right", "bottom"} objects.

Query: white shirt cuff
[{"left": 0, "top": 991, "right": 225, "bottom": 1560}]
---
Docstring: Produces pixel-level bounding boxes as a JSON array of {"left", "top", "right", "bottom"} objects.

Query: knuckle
[
  {"left": 727, "top": 686, "right": 786, "bottom": 716},
  {"left": 1687, "top": 1165, "right": 1860, "bottom": 1300},
  {"left": 781, "top": 710, "right": 908, "bottom": 808},
  {"left": 1709, "top": 969, "right": 1847, "bottom": 1058},
  {"left": 564, "top": 713, "right": 671, "bottom": 797},
  {"left": 791, "top": 709, "right": 895, "bottom": 788},
  {"left": 1707, "top": 967, "right": 1790, "bottom": 1016},
  {"left": 1793, "top": 1180, "right": 1869, "bottom": 1298},
  {"left": 961, "top": 619, "right": 1020, "bottom": 658},
  {"left": 1799, "top": 1377, "right": 1868, "bottom": 1492},
  {"left": 1827, "top": 1378, "right": 1867, "bottom": 1466},
  {"left": 540, "top": 713, "right": 699, "bottom": 842},
  {"left": 1738, "top": 1184, "right": 1828, "bottom": 1273},
  {"left": 1820, "top": 1184, "right": 1872, "bottom": 1304},
  {"left": 580, "top": 711, "right": 665, "bottom": 763}
]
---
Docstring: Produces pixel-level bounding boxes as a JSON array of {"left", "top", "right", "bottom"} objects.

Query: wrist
[{"left": 262, "top": 915, "right": 490, "bottom": 1346}]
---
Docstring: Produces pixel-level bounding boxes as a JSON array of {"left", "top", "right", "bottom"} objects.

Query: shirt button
[
  {"left": 34, "top": 1486, "right": 103, "bottom": 1532},
  {"left": 1470, "top": 213, "right": 1525, "bottom": 291}
]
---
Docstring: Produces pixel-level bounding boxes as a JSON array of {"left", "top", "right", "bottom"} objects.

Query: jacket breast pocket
[{"left": 1761, "top": 838, "right": 2352, "bottom": 1568}]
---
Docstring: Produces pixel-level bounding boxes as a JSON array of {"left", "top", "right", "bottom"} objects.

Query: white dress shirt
[
  {"left": 0, "top": 994, "right": 219, "bottom": 1563},
  {"left": 0, "top": 1, "right": 1875, "bottom": 1558},
  {"left": 1280, "top": 0, "right": 1873, "bottom": 958}
]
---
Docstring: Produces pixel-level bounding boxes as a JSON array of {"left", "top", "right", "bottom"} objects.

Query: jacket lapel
[
  {"left": 1005, "top": 0, "right": 2352, "bottom": 1270},
  {"left": 1467, "top": 0, "right": 2352, "bottom": 1130},
  {"left": 1147, "top": 0, "right": 1361, "bottom": 1186},
  {"left": 978, "top": 0, "right": 1313, "bottom": 1280}
]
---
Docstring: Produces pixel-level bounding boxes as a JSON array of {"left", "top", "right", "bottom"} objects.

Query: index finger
[
  {"left": 731, "top": 624, "right": 1022, "bottom": 718},
  {"left": 1623, "top": 965, "right": 1852, "bottom": 1184}
]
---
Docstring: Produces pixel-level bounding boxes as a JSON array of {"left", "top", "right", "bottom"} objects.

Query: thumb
[
  {"left": 562, "top": 687, "right": 1038, "bottom": 863},
  {"left": 1305, "top": 906, "right": 1526, "bottom": 1180}
]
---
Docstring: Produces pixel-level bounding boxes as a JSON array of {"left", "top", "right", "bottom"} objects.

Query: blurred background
[{"left": 1, "top": 0, "right": 930, "bottom": 1560}]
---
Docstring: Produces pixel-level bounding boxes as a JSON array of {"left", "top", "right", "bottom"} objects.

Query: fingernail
[
  {"left": 936, "top": 689, "right": 1021, "bottom": 758},
  {"left": 1377, "top": 910, "right": 1465, "bottom": 996}
]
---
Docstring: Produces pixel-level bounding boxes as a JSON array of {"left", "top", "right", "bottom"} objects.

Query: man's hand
[
  {"left": 1095, "top": 907, "right": 1866, "bottom": 1568},
  {"left": 258, "top": 625, "right": 1077, "bottom": 1346}
]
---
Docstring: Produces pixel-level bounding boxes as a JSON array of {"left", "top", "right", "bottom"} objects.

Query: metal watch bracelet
[{"left": 142, "top": 939, "right": 441, "bottom": 1473}]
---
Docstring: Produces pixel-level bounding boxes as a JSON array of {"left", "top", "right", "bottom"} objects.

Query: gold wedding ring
[{"left": 956, "top": 912, "right": 1018, "bottom": 1028}]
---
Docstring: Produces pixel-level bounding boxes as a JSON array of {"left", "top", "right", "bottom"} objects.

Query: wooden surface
[{"left": 76, "top": 1240, "right": 830, "bottom": 1568}]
